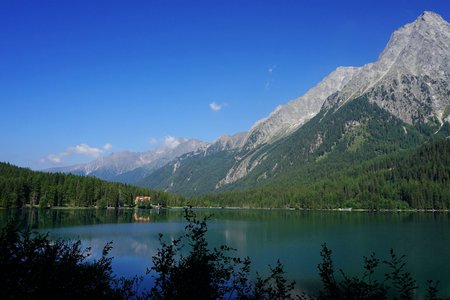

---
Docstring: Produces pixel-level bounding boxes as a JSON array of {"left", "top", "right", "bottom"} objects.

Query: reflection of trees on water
[
  {"left": 1, "top": 208, "right": 449, "bottom": 231},
  {"left": 0, "top": 209, "right": 136, "bottom": 229},
  {"left": 0, "top": 208, "right": 173, "bottom": 229}
]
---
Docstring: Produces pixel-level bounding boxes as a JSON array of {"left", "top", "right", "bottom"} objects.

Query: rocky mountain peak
[
  {"left": 322, "top": 12, "right": 450, "bottom": 124},
  {"left": 377, "top": 10, "right": 450, "bottom": 76},
  {"left": 203, "top": 133, "right": 247, "bottom": 154},
  {"left": 417, "top": 11, "right": 447, "bottom": 25}
]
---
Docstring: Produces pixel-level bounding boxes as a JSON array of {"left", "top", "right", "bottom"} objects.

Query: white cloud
[
  {"left": 163, "top": 136, "right": 181, "bottom": 149},
  {"left": 103, "top": 143, "right": 113, "bottom": 151},
  {"left": 209, "top": 102, "right": 222, "bottom": 112},
  {"left": 70, "top": 144, "right": 103, "bottom": 157},
  {"left": 43, "top": 143, "right": 105, "bottom": 165},
  {"left": 148, "top": 137, "right": 158, "bottom": 145},
  {"left": 209, "top": 101, "right": 228, "bottom": 112},
  {"left": 46, "top": 154, "right": 64, "bottom": 164}
]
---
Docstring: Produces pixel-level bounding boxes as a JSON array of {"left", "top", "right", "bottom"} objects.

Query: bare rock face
[
  {"left": 242, "top": 66, "right": 361, "bottom": 152},
  {"left": 323, "top": 11, "right": 450, "bottom": 124},
  {"left": 205, "top": 132, "right": 247, "bottom": 154},
  {"left": 216, "top": 67, "right": 362, "bottom": 187}
]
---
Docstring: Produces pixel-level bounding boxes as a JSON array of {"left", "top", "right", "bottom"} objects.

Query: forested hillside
[
  {"left": 189, "top": 138, "right": 450, "bottom": 210},
  {"left": 219, "top": 97, "right": 431, "bottom": 192},
  {"left": 0, "top": 163, "right": 182, "bottom": 208},
  {"left": 1, "top": 137, "right": 448, "bottom": 210}
]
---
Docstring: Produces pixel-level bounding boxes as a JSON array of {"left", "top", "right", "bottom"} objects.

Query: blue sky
[{"left": 1, "top": 0, "right": 449, "bottom": 169}]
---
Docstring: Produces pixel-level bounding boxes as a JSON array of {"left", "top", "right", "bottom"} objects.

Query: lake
[{"left": 1, "top": 208, "right": 449, "bottom": 298}]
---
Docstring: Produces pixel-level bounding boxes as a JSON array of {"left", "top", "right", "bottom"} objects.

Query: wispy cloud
[
  {"left": 268, "top": 64, "right": 277, "bottom": 73},
  {"left": 163, "top": 136, "right": 181, "bottom": 149},
  {"left": 43, "top": 143, "right": 105, "bottom": 165},
  {"left": 103, "top": 143, "right": 113, "bottom": 151},
  {"left": 148, "top": 137, "right": 158, "bottom": 145},
  {"left": 209, "top": 101, "right": 227, "bottom": 112},
  {"left": 46, "top": 154, "right": 64, "bottom": 164},
  {"left": 265, "top": 64, "right": 277, "bottom": 90}
]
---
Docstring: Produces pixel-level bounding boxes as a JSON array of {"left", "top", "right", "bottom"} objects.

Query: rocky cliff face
[
  {"left": 205, "top": 132, "right": 247, "bottom": 154},
  {"left": 242, "top": 66, "right": 361, "bottom": 151},
  {"left": 323, "top": 11, "right": 450, "bottom": 125},
  {"left": 214, "top": 67, "right": 362, "bottom": 187}
]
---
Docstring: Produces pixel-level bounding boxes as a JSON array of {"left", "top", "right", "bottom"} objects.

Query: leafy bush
[
  {"left": 0, "top": 221, "right": 139, "bottom": 299},
  {"left": 148, "top": 209, "right": 297, "bottom": 299},
  {"left": 318, "top": 244, "right": 444, "bottom": 300}
]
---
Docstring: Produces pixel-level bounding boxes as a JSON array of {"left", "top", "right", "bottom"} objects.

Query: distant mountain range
[
  {"left": 49, "top": 12, "right": 450, "bottom": 196},
  {"left": 47, "top": 138, "right": 209, "bottom": 183}
]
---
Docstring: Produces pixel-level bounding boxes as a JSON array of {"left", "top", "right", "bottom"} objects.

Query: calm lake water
[{"left": 1, "top": 208, "right": 449, "bottom": 298}]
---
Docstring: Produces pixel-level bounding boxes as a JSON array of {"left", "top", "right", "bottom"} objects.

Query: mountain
[
  {"left": 47, "top": 138, "right": 209, "bottom": 182},
  {"left": 323, "top": 11, "right": 450, "bottom": 126},
  {"left": 48, "top": 12, "right": 450, "bottom": 199},
  {"left": 141, "top": 65, "right": 363, "bottom": 194},
  {"left": 218, "top": 66, "right": 361, "bottom": 187},
  {"left": 242, "top": 66, "right": 361, "bottom": 151},
  {"left": 139, "top": 11, "right": 450, "bottom": 195},
  {"left": 138, "top": 67, "right": 361, "bottom": 194},
  {"left": 193, "top": 137, "right": 450, "bottom": 210},
  {"left": 206, "top": 132, "right": 247, "bottom": 153}
]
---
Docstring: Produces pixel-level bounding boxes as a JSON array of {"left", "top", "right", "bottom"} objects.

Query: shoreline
[
  {"left": 188, "top": 206, "right": 450, "bottom": 213},
  {"left": 6, "top": 205, "right": 449, "bottom": 213}
]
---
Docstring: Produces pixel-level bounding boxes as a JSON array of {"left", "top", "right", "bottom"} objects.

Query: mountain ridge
[
  {"left": 46, "top": 137, "right": 209, "bottom": 181},
  {"left": 139, "top": 11, "right": 450, "bottom": 194},
  {"left": 323, "top": 11, "right": 450, "bottom": 124},
  {"left": 47, "top": 11, "right": 450, "bottom": 197}
]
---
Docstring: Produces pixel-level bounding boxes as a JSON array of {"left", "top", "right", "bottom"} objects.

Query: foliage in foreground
[
  {"left": 0, "top": 211, "right": 447, "bottom": 299},
  {"left": 317, "top": 244, "right": 445, "bottom": 300},
  {"left": 148, "top": 210, "right": 296, "bottom": 299},
  {"left": 0, "top": 221, "right": 140, "bottom": 299}
]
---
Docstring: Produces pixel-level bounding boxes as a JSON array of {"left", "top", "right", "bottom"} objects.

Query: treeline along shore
[{"left": 1, "top": 139, "right": 449, "bottom": 210}]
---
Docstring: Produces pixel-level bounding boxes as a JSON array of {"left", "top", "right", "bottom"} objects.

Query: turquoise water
[{"left": 1, "top": 208, "right": 449, "bottom": 297}]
